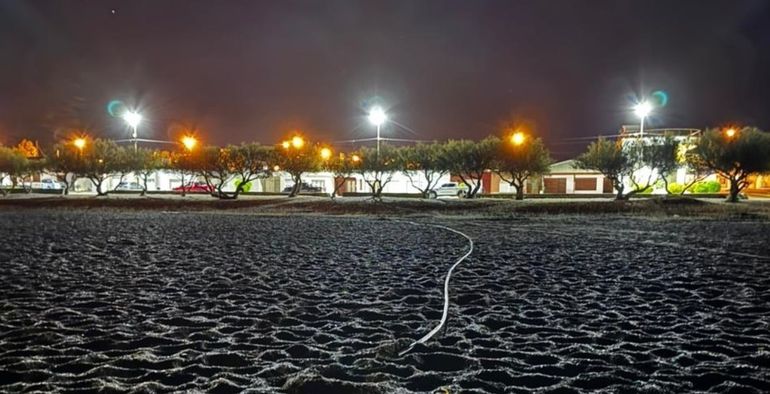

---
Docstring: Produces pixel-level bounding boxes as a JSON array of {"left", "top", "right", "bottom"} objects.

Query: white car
[
  {"left": 428, "top": 182, "right": 467, "bottom": 199},
  {"left": 115, "top": 182, "right": 144, "bottom": 191},
  {"left": 23, "top": 179, "right": 63, "bottom": 189}
]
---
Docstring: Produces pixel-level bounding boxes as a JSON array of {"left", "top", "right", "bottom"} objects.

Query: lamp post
[
  {"left": 368, "top": 106, "right": 387, "bottom": 159},
  {"left": 122, "top": 111, "right": 143, "bottom": 151},
  {"left": 181, "top": 135, "right": 198, "bottom": 152},
  {"left": 633, "top": 101, "right": 652, "bottom": 139},
  {"left": 510, "top": 131, "right": 526, "bottom": 146},
  {"left": 73, "top": 137, "right": 87, "bottom": 156}
]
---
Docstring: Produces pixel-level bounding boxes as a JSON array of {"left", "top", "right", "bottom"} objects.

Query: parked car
[
  {"left": 282, "top": 182, "right": 323, "bottom": 193},
  {"left": 115, "top": 182, "right": 143, "bottom": 191},
  {"left": 173, "top": 182, "right": 214, "bottom": 193},
  {"left": 40, "top": 179, "right": 63, "bottom": 189},
  {"left": 22, "top": 179, "right": 63, "bottom": 190},
  {"left": 428, "top": 182, "right": 467, "bottom": 199}
]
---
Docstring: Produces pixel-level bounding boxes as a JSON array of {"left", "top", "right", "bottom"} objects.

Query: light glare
[
  {"left": 181, "top": 135, "right": 198, "bottom": 151},
  {"left": 511, "top": 132, "right": 526, "bottom": 146},
  {"left": 73, "top": 138, "right": 87, "bottom": 150},
  {"left": 368, "top": 107, "right": 387, "bottom": 126},
  {"left": 291, "top": 136, "right": 305, "bottom": 149},
  {"left": 634, "top": 101, "right": 652, "bottom": 118}
]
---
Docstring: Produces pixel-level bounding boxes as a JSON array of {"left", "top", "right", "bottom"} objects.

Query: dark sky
[{"left": 1, "top": 0, "right": 769, "bottom": 158}]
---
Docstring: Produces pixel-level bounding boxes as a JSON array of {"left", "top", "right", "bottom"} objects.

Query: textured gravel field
[{"left": 1, "top": 211, "right": 769, "bottom": 393}]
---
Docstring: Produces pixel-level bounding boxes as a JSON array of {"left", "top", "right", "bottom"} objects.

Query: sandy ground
[{"left": 1, "top": 211, "right": 769, "bottom": 393}]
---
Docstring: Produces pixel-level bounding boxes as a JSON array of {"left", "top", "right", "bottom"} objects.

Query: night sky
[{"left": 1, "top": 0, "right": 769, "bottom": 158}]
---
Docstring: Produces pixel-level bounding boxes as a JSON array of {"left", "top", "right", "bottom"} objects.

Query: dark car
[{"left": 282, "top": 182, "right": 323, "bottom": 193}]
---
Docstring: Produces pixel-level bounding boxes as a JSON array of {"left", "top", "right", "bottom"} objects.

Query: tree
[
  {"left": 444, "top": 137, "right": 499, "bottom": 198},
  {"left": 46, "top": 142, "right": 86, "bottom": 195},
  {"left": 620, "top": 136, "right": 679, "bottom": 195},
  {"left": 216, "top": 143, "right": 274, "bottom": 199},
  {"left": 134, "top": 149, "right": 170, "bottom": 196},
  {"left": 679, "top": 143, "right": 712, "bottom": 194},
  {"left": 0, "top": 147, "right": 29, "bottom": 196},
  {"left": 494, "top": 136, "right": 552, "bottom": 200},
  {"left": 111, "top": 147, "right": 143, "bottom": 192},
  {"left": 353, "top": 144, "right": 399, "bottom": 201},
  {"left": 576, "top": 138, "right": 633, "bottom": 200},
  {"left": 398, "top": 142, "right": 449, "bottom": 198},
  {"left": 15, "top": 139, "right": 40, "bottom": 159},
  {"left": 644, "top": 135, "right": 680, "bottom": 194},
  {"left": 79, "top": 139, "right": 130, "bottom": 196},
  {"left": 170, "top": 150, "right": 199, "bottom": 197},
  {"left": 276, "top": 139, "right": 322, "bottom": 197},
  {"left": 322, "top": 153, "right": 360, "bottom": 200},
  {"left": 692, "top": 127, "right": 770, "bottom": 202}
]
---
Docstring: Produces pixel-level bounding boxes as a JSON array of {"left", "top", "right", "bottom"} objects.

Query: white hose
[{"left": 395, "top": 221, "right": 474, "bottom": 356}]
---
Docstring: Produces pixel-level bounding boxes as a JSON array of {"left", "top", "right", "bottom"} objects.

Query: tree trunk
[
  {"left": 615, "top": 182, "right": 625, "bottom": 200},
  {"left": 470, "top": 180, "right": 481, "bottom": 198},
  {"left": 95, "top": 178, "right": 107, "bottom": 196},
  {"left": 289, "top": 174, "right": 301, "bottom": 197},
  {"left": 61, "top": 174, "right": 71, "bottom": 196},
  {"left": 331, "top": 176, "right": 346, "bottom": 200},
  {"left": 141, "top": 174, "right": 148, "bottom": 196},
  {"left": 727, "top": 177, "right": 740, "bottom": 203},
  {"left": 515, "top": 184, "right": 524, "bottom": 200}
]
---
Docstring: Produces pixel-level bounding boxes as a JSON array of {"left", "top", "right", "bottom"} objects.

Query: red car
[{"left": 173, "top": 182, "right": 214, "bottom": 193}]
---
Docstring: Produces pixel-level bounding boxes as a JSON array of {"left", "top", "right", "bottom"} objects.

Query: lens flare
[
  {"left": 106, "top": 100, "right": 125, "bottom": 117},
  {"left": 651, "top": 90, "right": 668, "bottom": 107}
]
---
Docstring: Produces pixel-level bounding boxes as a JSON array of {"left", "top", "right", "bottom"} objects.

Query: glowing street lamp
[
  {"left": 181, "top": 135, "right": 198, "bottom": 151},
  {"left": 510, "top": 131, "right": 526, "bottom": 146},
  {"left": 368, "top": 106, "right": 387, "bottom": 158},
  {"left": 73, "top": 137, "right": 87, "bottom": 151},
  {"left": 320, "top": 147, "right": 332, "bottom": 160},
  {"left": 73, "top": 137, "right": 87, "bottom": 158},
  {"left": 633, "top": 101, "right": 653, "bottom": 138},
  {"left": 725, "top": 128, "right": 737, "bottom": 139},
  {"left": 291, "top": 136, "right": 305, "bottom": 149},
  {"left": 282, "top": 141, "right": 291, "bottom": 149},
  {"left": 122, "top": 110, "right": 143, "bottom": 151},
  {"left": 351, "top": 154, "right": 361, "bottom": 163}
]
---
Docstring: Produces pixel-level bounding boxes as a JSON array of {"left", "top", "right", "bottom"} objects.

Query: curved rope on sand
[{"left": 396, "top": 221, "right": 474, "bottom": 356}]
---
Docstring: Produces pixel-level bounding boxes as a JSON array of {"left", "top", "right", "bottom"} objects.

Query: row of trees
[
  {"left": 2, "top": 127, "right": 769, "bottom": 202},
  {"left": 576, "top": 127, "right": 770, "bottom": 202},
  {"left": 0, "top": 135, "right": 553, "bottom": 200}
]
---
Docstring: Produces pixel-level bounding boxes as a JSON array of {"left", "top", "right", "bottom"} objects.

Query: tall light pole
[
  {"left": 368, "top": 106, "right": 387, "bottom": 159},
  {"left": 122, "top": 111, "right": 143, "bottom": 151},
  {"left": 633, "top": 101, "right": 652, "bottom": 139}
]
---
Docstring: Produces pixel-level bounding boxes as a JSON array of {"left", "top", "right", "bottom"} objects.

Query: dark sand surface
[{"left": 1, "top": 211, "right": 769, "bottom": 393}]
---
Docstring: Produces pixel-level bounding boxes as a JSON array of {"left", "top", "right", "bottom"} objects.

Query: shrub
[
  {"left": 667, "top": 182, "right": 685, "bottom": 194},
  {"left": 235, "top": 179, "right": 253, "bottom": 193},
  {"left": 692, "top": 180, "right": 721, "bottom": 193}
]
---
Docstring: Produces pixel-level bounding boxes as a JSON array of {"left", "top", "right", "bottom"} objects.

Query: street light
[
  {"left": 320, "top": 147, "right": 332, "bottom": 160},
  {"left": 291, "top": 136, "right": 305, "bottom": 149},
  {"left": 368, "top": 106, "right": 387, "bottom": 158},
  {"left": 510, "top": 131, "right": 526, "bottom": 146},
  {"left": 73, "top": 137, "right": 87, "bottom": 151},
  {"left": 633, "top": 101, "right": 653, "bottom": 138},
  {"left": 282, "top": 141, "right": 291, "bottom": 149},
  {"left": 122, "top": 110, "right": 143, "bottom": 151},
  {"left": 181, "top": 135, "right": 198, "bottom": 151},
  {"left": 725, "top": 128, "right": 737, "bottom": 139}
]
